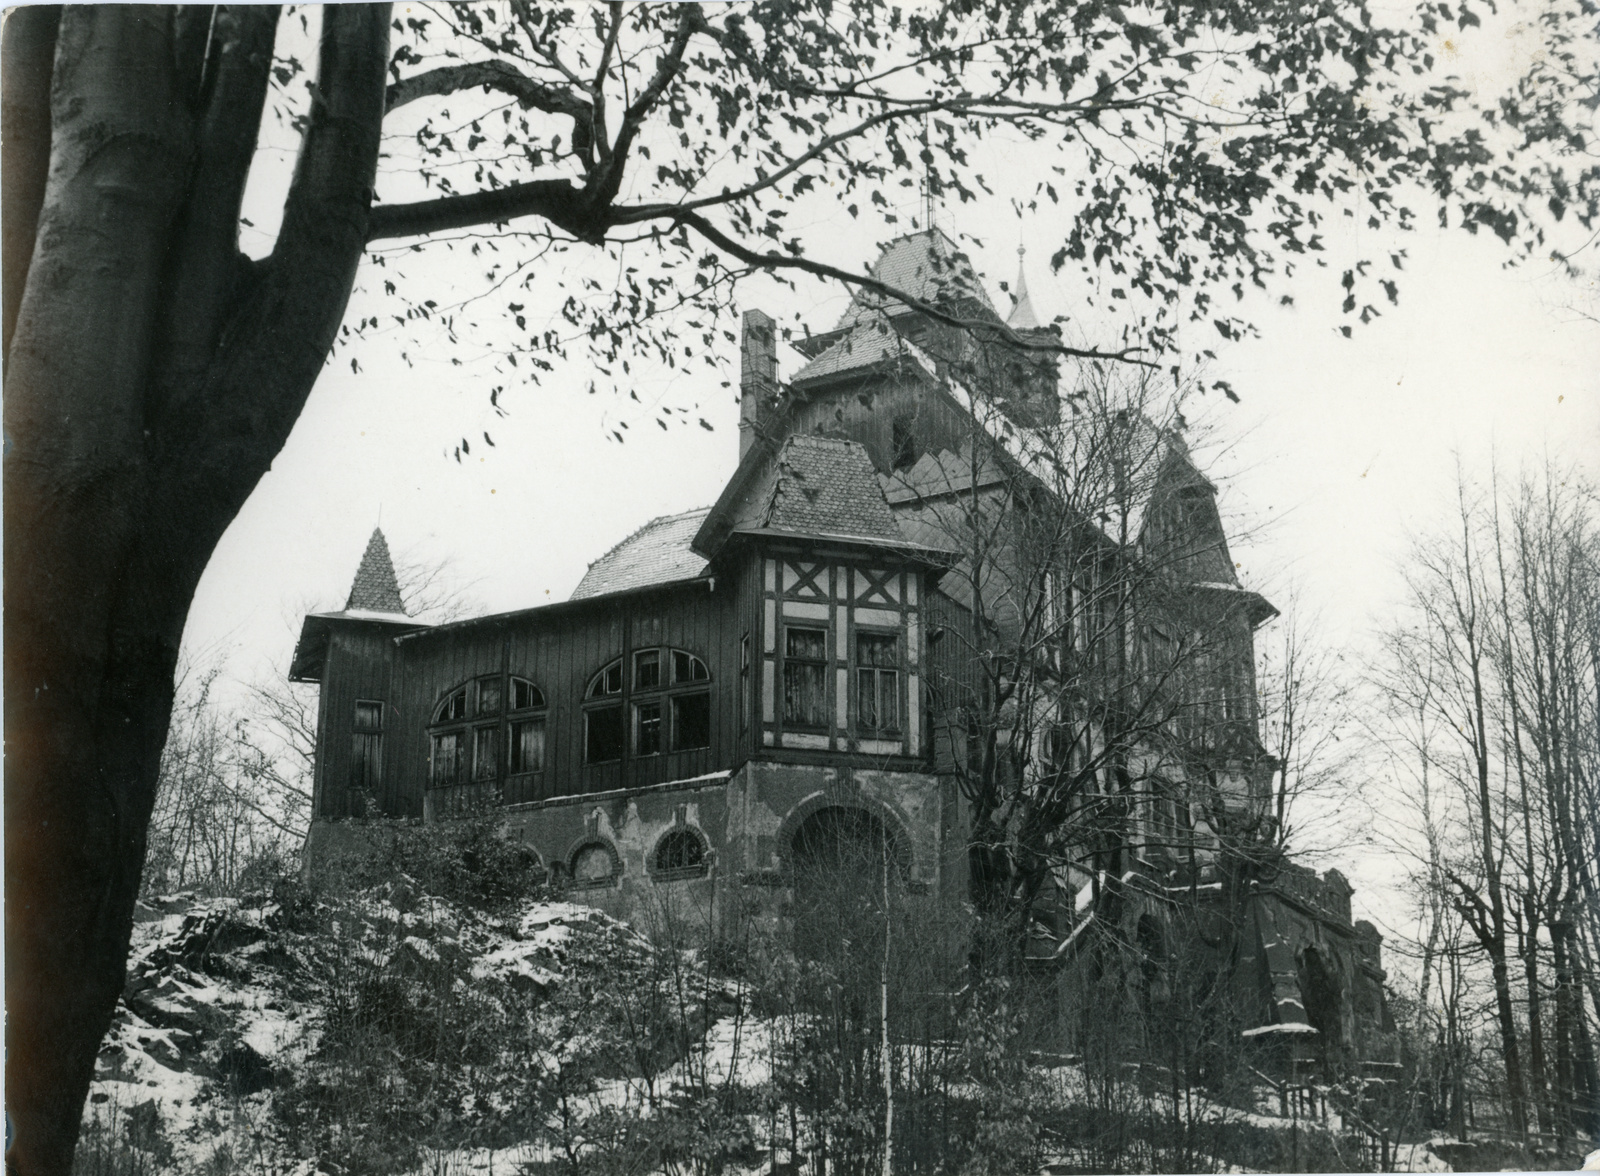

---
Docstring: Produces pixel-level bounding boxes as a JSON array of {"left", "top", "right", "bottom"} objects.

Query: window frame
[
  {"left": 585, "top": 648, "right": 713, "bottom": 763},
  {"left": 853, "top": 628, "right": 902, "bottom": 736},
  {"left": 351, "top": 699, "right": 385, "bottom": 797},
  {"left": 650, "top": 827, "right": 710, "bottom": 881},
  {"left": 428, "top": 674, "right": 548, "bottom": 790},
  {"left": 782, "top": 625, "right": 830, "bottom": 731},
  {"left": 506, "top": 676, "right": 548, "bottom": 777}
]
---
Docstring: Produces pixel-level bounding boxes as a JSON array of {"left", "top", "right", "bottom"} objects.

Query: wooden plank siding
[
  {"left": 316, "top": 560, "right": 757, "bottom": 820},
  {"left": 784, "top": 371, "right": 976, "bottom": 474}
]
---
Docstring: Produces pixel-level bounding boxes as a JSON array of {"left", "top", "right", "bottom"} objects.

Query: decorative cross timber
[
  {"left": 782, "top": 560, "right": 826, "bottom": 598},
  {"left": 855, "top": 567, "right": 899, "bottom": 605}
]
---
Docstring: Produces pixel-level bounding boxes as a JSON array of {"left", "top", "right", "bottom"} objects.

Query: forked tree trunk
[{"left": 3, "top": 8, "right": 390, "bottom": 1173}]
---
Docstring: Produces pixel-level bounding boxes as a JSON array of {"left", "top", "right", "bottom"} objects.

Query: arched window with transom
[
  {"left": 429, "top": 674, "right": 547, "bottom": 790},
  {"left": 583, "top": 648, "right": 712, "bottom": 764}
]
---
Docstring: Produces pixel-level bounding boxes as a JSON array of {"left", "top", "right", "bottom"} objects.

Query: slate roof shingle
[
  {"left": 570, "top": 508, "right": 712, "bottom": 600},
  {"left": 346, "top": 528, "right": 407, "bottom": 615},
  {"left": 751, "top": 434, "right": 907, "bottom": 544}
]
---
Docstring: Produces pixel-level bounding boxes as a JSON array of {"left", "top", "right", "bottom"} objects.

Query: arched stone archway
[
  {"left": 1298, "top": 946, "right": 1344, "bottom": 1073},
  {"left": 775, "top": 792, "right": 914, "bottom": 879},
  {"left": 784, "top": 804, "right": 905, "bottom": 962}
]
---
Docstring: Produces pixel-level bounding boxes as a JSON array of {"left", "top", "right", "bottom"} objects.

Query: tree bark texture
[{"left": 3, "top": 7, "right": 390, "bottom": 1173}]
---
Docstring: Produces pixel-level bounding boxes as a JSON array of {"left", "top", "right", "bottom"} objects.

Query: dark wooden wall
[{"left": 317, "top": 559, "right": 758, "bottom": 819}]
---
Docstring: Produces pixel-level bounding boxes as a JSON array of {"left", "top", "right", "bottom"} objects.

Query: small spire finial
[{"left": 1007, "top": 240, "right": 1040, "bottom": 330}]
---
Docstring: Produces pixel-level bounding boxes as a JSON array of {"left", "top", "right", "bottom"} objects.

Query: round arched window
[
  {"left": 429, "top": 675, "right": 547, "bottom": 789},
  {"left": 652, "top": 828, "right": 709, "bottom": 880},
  {"left": 582, "top": 648, "right": 712, "bottom": 764}
]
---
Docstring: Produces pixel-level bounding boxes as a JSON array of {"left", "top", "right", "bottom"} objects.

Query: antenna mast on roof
[{"left": 921, "top": 112, "right": 937, "bottom": 233}]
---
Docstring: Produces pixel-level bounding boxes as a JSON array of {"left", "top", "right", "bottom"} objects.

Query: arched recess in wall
[
  {"left": 775, "top": 794, "right": 914, "bottom": 881},
  {"left": 782, "top": 800, "right": 910, "bottom": 963},
  {"left": 1298, "top": 946, "right": 1344, "bottom": 1067},
  {"left": 566, "top": 838, "right": 622, "bottom": 890}
]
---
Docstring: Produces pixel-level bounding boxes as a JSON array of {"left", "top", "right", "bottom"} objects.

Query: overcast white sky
[{"left": 180, "top": 7, "right": 1599, "bottom": 941}]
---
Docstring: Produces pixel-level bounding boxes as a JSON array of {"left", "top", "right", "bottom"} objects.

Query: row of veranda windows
[
  {"left": 392, "top": 626, "right": 914, "bottom": 792},
  {"left": 421, "top": 651, "right": 717, "bottom": 784}
]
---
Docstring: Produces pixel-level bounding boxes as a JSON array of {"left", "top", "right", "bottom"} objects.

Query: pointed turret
[
  {"left": 345, "top": 528, "right": 407, "bottom": 615},
  {"left": 1007, "top": 244, "right": 1040, "bottom": 330}
]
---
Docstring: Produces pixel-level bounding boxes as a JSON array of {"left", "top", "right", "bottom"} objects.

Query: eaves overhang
[{"left": 288, "top": 610, "right": 430, "bottom": 683}]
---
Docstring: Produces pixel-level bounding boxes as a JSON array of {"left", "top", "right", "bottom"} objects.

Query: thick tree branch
[
  {"left": 150, "top": 3, "right": 390, "bottom": 541},
  {"left": 385, "top": 58, "right": 590, "bottom": 122},
  {"left": 367, "top": 178, "right": 592, "bottom": 241},
  {"left": 151, "top": 5, "right": 280, "bottom": 417}
]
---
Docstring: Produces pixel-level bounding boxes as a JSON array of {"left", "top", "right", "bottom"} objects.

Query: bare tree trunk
[{"left": 3, "top": 9, "right": 390, "bottom": 1172}]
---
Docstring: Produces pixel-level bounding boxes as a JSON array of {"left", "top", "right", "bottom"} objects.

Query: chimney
[{"left": 739, "top": 309, "right": 776, "bottom": 460}]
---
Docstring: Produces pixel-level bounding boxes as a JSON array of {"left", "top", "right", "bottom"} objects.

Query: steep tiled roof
[
  {"left": 346, "top": 528, "right": 407, "bottom": 615},
  {"left": 755, "top": 435, "right": 906, "bottom": 543},
  {"left": 570, "top": 508, "right": 712, "bottom": 600}
]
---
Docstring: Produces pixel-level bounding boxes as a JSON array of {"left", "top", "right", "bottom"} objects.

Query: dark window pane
[
  {"left": 672, "top": 650, "right": 708, "bottom": 683},
  {"left": 351, "top": 732, "right": 382, "bottom": 793},
  {"left": 878, "top": 670, "right": 899, "bottom": 730},
  {"left": 784, "top": 663, "right": 827, "bottom": 727},
  {"left": 673, "top": 692, "right": 711, "bottom": 750},
  {"left": 857, "top": 633, "right": 898, "bottom": 667},
  {"left": 786, "top": 627, "right": 826, "bottom": 662},
  {"left": 591, "top": 661, "right": 623, "bottom": 698},
  {"left": 437, "top": 688, "right": 467, "bottom": 722},
  {"left": 512, "top": 678, "right": 545, "bottom": 711},
  {"left": 857, "top": 668, "right": 877, "bottom": 728},
  {"left": 636, "top": 701, "right": 662, "bottom": 755},
  {"left": 473, "top": 726, "right": 498, "bottom": 780},
  {"left": 511, "top": 718, "right": 545, "bottom": 773},
  {"left": 892, "top": 412, "right": 919, "bottom": 471},
  {"left": 857, "top": 667, "right": 900, "bottom": 732},
  {"left": 740, "top": 636, "right": 750, "bottom": 731},
  {"left": 635, "top": 649, "right": 660, "bottom": 689},
  {"left": 431, "top": 732, "right": 460, "bottom": 786},
  {"left": 354, "top": 700, "right": 383, "bottom": 732},
  {"left": 587, "top": 705, "right": 624, "bottom": 762},
  {"left": 477, "top": 678, "right": 502, "bottom": 716}
]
